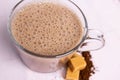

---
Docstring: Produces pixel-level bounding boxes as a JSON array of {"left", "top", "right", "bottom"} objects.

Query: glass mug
[{"left": 8, "top": 0, "right": 105, "bottom": 73}]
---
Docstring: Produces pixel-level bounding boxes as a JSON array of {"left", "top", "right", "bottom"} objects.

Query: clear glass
[{"left": 8, "top": 0, "right": 105, "bottom": 72}]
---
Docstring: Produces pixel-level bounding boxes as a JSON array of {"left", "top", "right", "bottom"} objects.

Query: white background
[{"left": 0, "top": 0, "right": 120, "bottom": 80}]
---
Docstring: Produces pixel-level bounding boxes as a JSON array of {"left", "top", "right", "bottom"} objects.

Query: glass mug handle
[{"left": 78, "top": 29, "right": 105, "bottom": 51}]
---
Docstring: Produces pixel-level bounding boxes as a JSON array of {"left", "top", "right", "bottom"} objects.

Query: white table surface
[{"left": 0, "top": 0, "right": 120, "bottom": 80}]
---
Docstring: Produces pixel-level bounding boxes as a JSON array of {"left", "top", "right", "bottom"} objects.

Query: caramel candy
[
  {"left": 69, "top": 54, "right": 86, "bottom": 72},
  {"left": 66, "top": 67, "right": 80, "bottom": 80},
  {"left": 72, "top": 52, "right": 83, "bottom": 58}
]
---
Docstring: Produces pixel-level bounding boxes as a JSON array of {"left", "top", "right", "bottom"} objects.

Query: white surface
[{"left": 0, "top": 0, "right": 120, "bottom": 80}]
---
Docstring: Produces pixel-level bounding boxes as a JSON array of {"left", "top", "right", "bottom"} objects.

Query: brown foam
[{"left": 11, "top": 2, "right": 83, "bottom": 56}]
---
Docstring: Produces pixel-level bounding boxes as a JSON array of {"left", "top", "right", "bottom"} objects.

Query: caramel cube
[
  {"left": 66, "top": 67, "right": 80, "bottom": 80},
  {"left": 69, "top": 55, "right": 86, "bottom": 72},
  {"left": 72, "top": 52, "right": 84, "bottom": 58}
]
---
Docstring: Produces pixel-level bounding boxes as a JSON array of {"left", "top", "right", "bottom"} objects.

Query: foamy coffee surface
[{"left": 11, "top": 3, "right": 83, "bottom": 56}]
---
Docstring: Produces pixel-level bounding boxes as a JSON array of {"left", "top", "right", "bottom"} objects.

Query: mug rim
[{"left": 8, "top": 0, "right": 88, "bottom": 58}]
